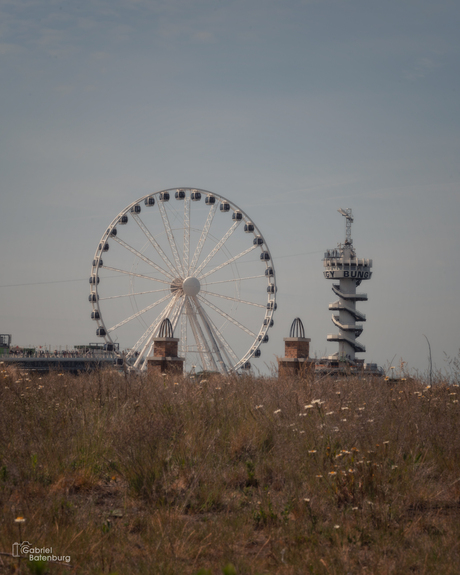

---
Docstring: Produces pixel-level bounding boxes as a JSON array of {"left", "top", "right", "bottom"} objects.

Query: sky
[{"left": 1, "top": 0, "right": 459, "bottom": 377}]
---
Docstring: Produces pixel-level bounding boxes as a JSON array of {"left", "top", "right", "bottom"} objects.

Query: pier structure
[{"left": 1, "top": 355, "right": 115, "bottom": 373}]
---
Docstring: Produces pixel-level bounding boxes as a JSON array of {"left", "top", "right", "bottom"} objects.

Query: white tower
[{"left": 323, "top": 209, "right": 373, "bottom": 363}]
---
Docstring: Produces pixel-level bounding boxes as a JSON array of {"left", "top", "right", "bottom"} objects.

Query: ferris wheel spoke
[
  {"left": 158, "top": 201, "right": 185, "bottom": 277},
  {"left": 102, "top": 266, "right": 172, "bottom": 286},
  {"left": 197, "top": 294, "right": 256, "bottom": 338},
  {"left": 168, "top": 296, "right": 187, "bottom": 359},
  {"left": 132, "top": 213, "right": 178, "bottom": 279},
  {"left": 204, "top": 274, "right": 265, "bottom": 286},
  {"left": 199, "top": 289, "right": 266, "bottom": 309},
  {"left": 219, "top": 342, "right": 237, "bottom": 372},
  {"left": 183, "top": 298, "right": 206, "bottom": 369},
  {"left": 193, "top": 221, "right": 241, "bottom": 277},
  {"left": 198, "top": 244, "right": 258, "bottom": 281},
  {"left": 130, "top": 294, "right": 179, "bottom": 367},
  {"left": 107, "top": 292, "right": 173, "bottom": 333},
  {"left": 189, "top": 203, "right": 217, "bottom": 274},
  {"left": 112, "top": 235, "right": 175, "bottom": 281},
  {"left": 190, "top": 296, "right": 227, "bottom": 373},
  {"left": 183, "top": 195, "right": 190, "bottom": 276},
  {"left": 186, "top": 297, "right": 217, "bottom": 372},
  {"left": 99, "top": 287, "right": 169, "bottom": 301}
]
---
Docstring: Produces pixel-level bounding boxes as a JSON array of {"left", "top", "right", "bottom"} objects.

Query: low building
[
  {"left": 278, "top": 318, "right": 314, "bottom": 377},
  {"left": 147, "top": 319, "right": 184, "bottom": 375}
]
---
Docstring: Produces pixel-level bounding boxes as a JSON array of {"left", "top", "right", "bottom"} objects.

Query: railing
[{"left": 1, "top": 350, "right": 117, "bottom": 359}]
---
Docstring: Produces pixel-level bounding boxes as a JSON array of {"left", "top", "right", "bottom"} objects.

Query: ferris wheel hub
[{"left": 182, "top": 276, "right": 201, "bottom": 296}]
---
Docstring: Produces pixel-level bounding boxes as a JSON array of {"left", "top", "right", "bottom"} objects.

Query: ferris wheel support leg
[
  {"left": 167, "top": 297, "right": 188, "bottom": 362},
  {"left": 185, "top": 297, "right": 215, "bottom": 372},
  {"left": 195, "top": 298, "right": 239, "bottom": 368},
  {"left": 191, "top": 296, "right": 228, "bottom": 374}
]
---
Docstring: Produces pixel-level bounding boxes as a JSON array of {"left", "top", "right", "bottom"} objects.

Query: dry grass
[{"left": 1, "top": 363, "right": 460, "bottom": 574}]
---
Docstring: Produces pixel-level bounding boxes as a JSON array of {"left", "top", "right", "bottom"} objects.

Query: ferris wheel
[{"left": 89, "top": 188, "right": 277, "bottom": 373}]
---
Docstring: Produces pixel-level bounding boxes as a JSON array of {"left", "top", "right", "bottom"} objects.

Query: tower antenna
[{"left": 337, "top": 208, "right": 353, "bottom": 245}]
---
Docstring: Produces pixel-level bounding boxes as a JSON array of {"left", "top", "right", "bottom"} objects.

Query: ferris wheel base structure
[{"left": 322, "top": 208, "right": 373, "bottom": 366}]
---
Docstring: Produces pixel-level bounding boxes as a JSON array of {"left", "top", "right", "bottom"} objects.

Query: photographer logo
[{"left": 12, "top": 541, "right": 70, "bottom": 563}]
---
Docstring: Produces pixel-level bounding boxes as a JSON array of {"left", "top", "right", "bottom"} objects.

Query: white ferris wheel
[{"left": 89, "top": 188, "right": 277, "bottom": 373}]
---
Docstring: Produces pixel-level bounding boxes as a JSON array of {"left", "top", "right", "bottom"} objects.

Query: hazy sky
[{"left": 1, "top": 0, "right": 459, "bottom": 377}]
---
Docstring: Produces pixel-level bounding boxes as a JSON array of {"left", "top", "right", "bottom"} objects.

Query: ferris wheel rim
[{"left": 89, "top": 187, "right": 277, "bottom": 373}]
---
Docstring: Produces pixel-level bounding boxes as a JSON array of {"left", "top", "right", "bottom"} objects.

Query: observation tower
[{"left": 323, "top": 209, "right": 372, "bottom": 363}]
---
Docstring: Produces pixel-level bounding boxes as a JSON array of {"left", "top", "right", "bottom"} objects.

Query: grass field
[{"left": 1, "top": 362, "right": 460, "bottom": 574}]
